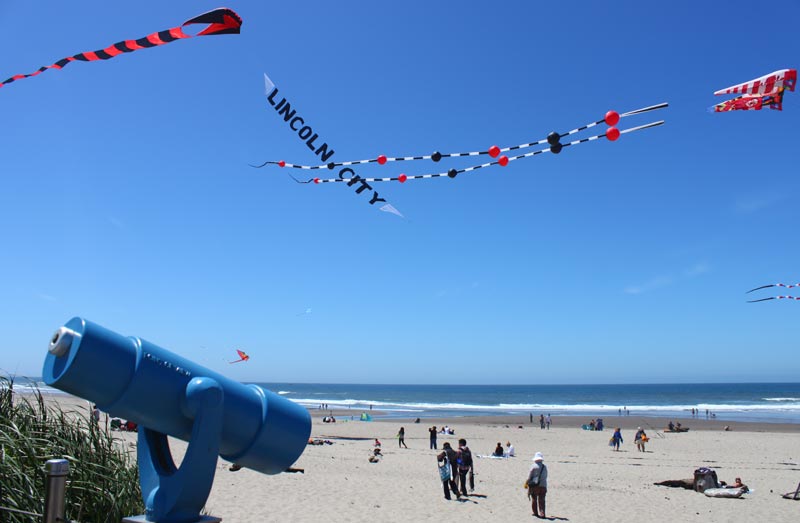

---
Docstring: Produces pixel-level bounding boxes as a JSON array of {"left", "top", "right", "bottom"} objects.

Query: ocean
[
  {"left": 15, "top": 379, "right": 800, "bottom": 424},
  {"left": 263, "top": 382, "right": 800, "bottom": 424}
]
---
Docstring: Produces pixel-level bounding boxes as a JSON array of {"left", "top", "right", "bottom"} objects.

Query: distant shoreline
[{"left": 309, "top": 409, "right": 800, "bottom": 432}]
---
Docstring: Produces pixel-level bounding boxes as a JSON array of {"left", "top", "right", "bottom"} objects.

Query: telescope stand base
[{"left": 122, "top": 516, "right": 221, "bottom": 523}]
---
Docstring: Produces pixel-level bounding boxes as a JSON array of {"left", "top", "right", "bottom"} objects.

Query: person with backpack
[
  {"left": 456, "top": 438, "right": 474, "bottom": 496},
  {"left": 437, "top": 442, "right": 460, "bottom": 500},
  {"left": 527, "top": 452, "right": 548, "bottom": 518}
]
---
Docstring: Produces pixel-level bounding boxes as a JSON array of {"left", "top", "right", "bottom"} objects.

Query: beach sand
[{"left": 36, "top": 395, "right": 800, "bottom": 522}]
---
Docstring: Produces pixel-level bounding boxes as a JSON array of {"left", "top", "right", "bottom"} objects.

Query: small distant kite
[
  {"left": 712, "top": 69, "right": 796, "bottom": 112},
  {"left": 0, "top": 7, "right": 242, "bottom": 91},
  {"left": 228, "top": 350, "right": 250, "bottom": 364},
  {"left": 297, "top": 308, "right": 312, "bottom": 316},
  {"left": 746, "top": 283, "right": 800, "bottom": 303}
]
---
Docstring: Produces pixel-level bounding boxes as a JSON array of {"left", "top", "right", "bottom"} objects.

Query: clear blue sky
[{"left": 1, "top": 1, "right": 798, "bottom": 384}]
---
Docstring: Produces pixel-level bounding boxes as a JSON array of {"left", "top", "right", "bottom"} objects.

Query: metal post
[{"left": 43, "top": 459, "right": 69, "bottom": 523}]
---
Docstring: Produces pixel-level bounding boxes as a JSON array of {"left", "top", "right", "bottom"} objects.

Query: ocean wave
[
  {"left": 762, "top": 397, "right": 800, "bottom": 402},
  {"left": 287, "top": 397, "right": 800, "bottom": 413},
  {"left": 277, "top": 391, "right": 292, "bottom": 395},
  {"left": 10, "top": 384, "right": 68, "bottom": 395}
]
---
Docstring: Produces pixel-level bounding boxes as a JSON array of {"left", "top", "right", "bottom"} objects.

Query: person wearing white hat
[{"left": 527, "top": 452, "right": 548, "bottom": 518}]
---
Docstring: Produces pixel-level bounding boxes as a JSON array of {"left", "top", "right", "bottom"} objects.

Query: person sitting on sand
[
  {"left": 506, "top": 441, "right": 515, "bottom": 457},
  {"left": 667, "top": 421, "right": 675, "bottom": 431},
  {"left": 374, "top": 438, "right": 381, "bottom": 447},
  {"left": 373, "top": 447, "right": 383, "bottom": 457},
  {"left": 493, "top": 442, "right": 504, "bottom": 457},
  {"left": 675, "top": 422, "right": 682, "bottom": 431},
  {"left": 724, "top": 477, "right": 749, "bottom": 492},
  {"left": 589, "top": 419, "right": 596, "bottom": 431}
]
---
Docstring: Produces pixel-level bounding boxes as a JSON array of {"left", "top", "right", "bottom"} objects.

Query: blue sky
[{"left": 1, "top": 1, "right": 798, "bottom": 384}]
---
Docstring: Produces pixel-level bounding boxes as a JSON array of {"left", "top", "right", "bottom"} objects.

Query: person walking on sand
[
  {"left": 634, "top": 427, "right": 647, "bottom": 452},
  {"left": 545, "top": 414, "right": 551, "bottom": 430},
  {"left": 611, "top": 427, "right": 623, "bottom": 451},
  {"left": 437, "top": 442, "right": 460, "bottom": 500},
  {"left": 398, "top": 426, "right": 408, "bottom": 448},
  {"left": 429, "top": 426, "right": 438, "bottom": 450},
  {"left": 456, "top": 438, "right": 473, "bottom": 496},
  {"left": 527, "top": 452, "right": 548, "bottom": 519},
  {"left": 539, "top": 414, "right": 545, "bottom": 429}
]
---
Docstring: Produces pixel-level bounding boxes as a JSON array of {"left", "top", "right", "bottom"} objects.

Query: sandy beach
[{"left": 37, "top": 394, "right": 800, "bottom": 523}]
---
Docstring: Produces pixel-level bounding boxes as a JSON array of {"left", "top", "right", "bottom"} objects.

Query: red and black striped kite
[{"left": 0, "top": 7, "right": 242, "bottom": 90}]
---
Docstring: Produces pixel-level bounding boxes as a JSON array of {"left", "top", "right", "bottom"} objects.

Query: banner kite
[
  {"left": 712, "top": 69, "right": 796, "bottom": 112},
  {"left": 253, "top": 103, "right": 667, "bottom": 185},
  {"left": 260, "top": 73, "right": 403, "bottom": 216},
  {"left": 0, "top": 8, "right": 242, "bottom": 90}
]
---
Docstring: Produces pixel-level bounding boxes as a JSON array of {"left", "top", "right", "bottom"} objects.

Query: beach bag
[
  {"left": 438, "top": 455, "right": 452, "bottom": 482},
  {"left": 693, "top": 467, "right": 719, "bottom": 492}
]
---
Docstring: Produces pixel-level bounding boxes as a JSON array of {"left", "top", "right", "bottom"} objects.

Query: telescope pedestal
[{"left": 125, "top": 377, "right": 224, "bottom": 523}]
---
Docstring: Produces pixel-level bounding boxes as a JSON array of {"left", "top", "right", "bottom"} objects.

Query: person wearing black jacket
[
  {"left": 437, "top": 442, "right": 460, "bottom": 500},
  {"left": 456, "top": 438, "right": 474, "bottom": 496}
]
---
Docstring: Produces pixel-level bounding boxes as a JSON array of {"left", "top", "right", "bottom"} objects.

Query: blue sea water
[
  {"left": 259, "top": 382, "right": 800, "bottom": 424},
  {"left": 15, "top": 378, "right": 800, "bottom": 424}
]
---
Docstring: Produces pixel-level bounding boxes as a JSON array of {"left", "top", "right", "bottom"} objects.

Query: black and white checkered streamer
[
  {"left": 300, "top": 120, "right": 665, "bottom": 184},
  {"left": 746, "top": 282, "right": 800, "bottom": 303},
  {"left": 251, "top": 102, "right": 668, "bottom": 172},
  {"left": 747, "top": 296, "right": 800, "bottom": 303}
]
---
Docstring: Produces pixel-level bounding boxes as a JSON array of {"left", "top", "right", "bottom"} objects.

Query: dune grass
[{"left": 0, "top": 377, "right": 144, "bottom": 522}]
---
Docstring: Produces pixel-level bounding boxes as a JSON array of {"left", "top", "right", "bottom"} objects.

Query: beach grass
[{"left": 0, "top": 377, "right": 143, "bottom": 522}]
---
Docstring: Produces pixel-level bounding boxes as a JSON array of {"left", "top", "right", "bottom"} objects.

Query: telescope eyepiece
[{"left": 49, "top": 327, "right": 77, "bottom": 357}]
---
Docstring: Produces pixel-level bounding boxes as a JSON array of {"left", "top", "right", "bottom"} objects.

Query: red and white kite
[{"left": 712, "top": 69, "right": 796, "bottom": 112}]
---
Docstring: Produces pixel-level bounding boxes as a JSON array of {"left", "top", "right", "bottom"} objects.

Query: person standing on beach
[
  {"left": 398, "top": 427, "right": 408, "bottom": 448},
  {"left": 634, "top": 427, "right": 647, "bottom": 452},
  {"left": 539, "top": 414, "right": 545, "bottom": 429},
  {"left": 611, "top": 427, "right": 623, "bottom": 451},
  {"left": 456, "top": 438, "right": 473, "bottom": 496},
  {"left": 545, "top": 414, "right": 551, "bottom": 430},
  {"left": 437, "top": 442, "right": 460, "bottom": 500},
  {"left": 527, "top": 452, "right": 548, "bottom": 518},
  {"left": 429, "top": 426, "right": 438, "bottom": 450}
]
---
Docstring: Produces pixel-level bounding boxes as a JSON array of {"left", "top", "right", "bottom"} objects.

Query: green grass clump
[{"left": 0, "top": 376, "right": 144, "bottom": 522}]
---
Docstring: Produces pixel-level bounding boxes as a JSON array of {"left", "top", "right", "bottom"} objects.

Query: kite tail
[{"left": 0, "top": 7, "right": 241, "bottom": 90}]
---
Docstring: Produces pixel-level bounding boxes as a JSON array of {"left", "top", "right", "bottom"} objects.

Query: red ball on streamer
[
  {"left": 278, "top": 160, "right": 286, "bottom": 168},
  {"left": 606, "top": 127, "right": 620, "bottom": 141},
  {"left": 377, "top": 155, "right": 387, "bottom": 165},
  {"left": 498, "top": 155, "right": 509, "bottom": 166},
  {"left": 313, "top": 178, "right": 320, "bottom": 184},
  {"left": 604, "top": 111, "right": 620, "bottom": 126},
  {"left": 398, "top": 174, "right": 408, "bottom": 183},
  {"left": 488, "top": 145, "right": 500, "bottom": 158}
]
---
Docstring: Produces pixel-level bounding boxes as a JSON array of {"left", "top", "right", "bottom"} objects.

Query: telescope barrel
[{"left": 43, "top": 317, "right": 310, "bottom": 474}]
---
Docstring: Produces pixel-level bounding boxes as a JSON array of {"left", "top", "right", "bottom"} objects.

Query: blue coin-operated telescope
[{"left": 43, "top": 317, "right": 311, "bottom": 523}]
